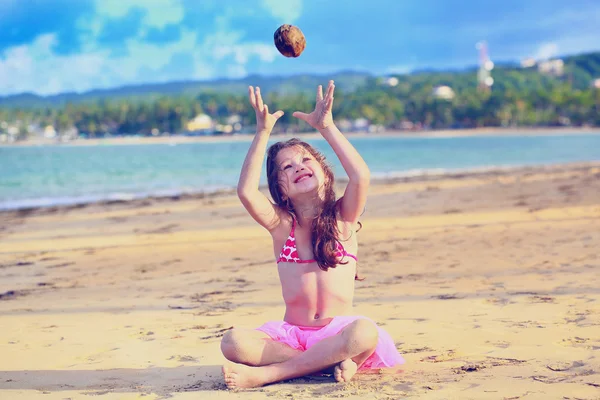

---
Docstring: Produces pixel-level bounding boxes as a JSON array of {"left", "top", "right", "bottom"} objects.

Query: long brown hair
[{"left": 266, "top": 138, "right": 363, "bottom": 280}]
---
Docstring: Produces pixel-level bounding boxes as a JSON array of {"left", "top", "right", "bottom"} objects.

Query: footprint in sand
[
  {"left": 167, "top": 355, "right": 199, "bottom": 363},
  {"left": 421, "top": 350, "right": 459, "bottom": 363},
  {"left": 144, "top": 224, "right": 179, "bottom": 234},
  {"left": 400, "top": 346, "right": 434, "bottom": 354},
  {"left": 485, "top": 297, "right": 513, "bottom": 306},
  {"left": 486, "top": 340, "right": 511, "bottom": 349},
  {"left": 454, "top": 357, "right": 527, "bottom": 375},
  {"left": 559, "top": 337, "right": 598, "bottom": 349},
  {"left": 546, "top": 361, "right": 584, "bottom": 371},
  {"left": 200, "top": 326, "right": 233, "bottom": 340},
  {"left": 529, "top": 295, "right": 555, "bottom": 303},
  {"left": 0, "top": 289, "right": 30, "bottom": 300},
  {"left": 46, "top": 262, "right": 75, "bottom": 269},
  {"left": 432, "top": 294, "right": 465, "bottom": 300}
]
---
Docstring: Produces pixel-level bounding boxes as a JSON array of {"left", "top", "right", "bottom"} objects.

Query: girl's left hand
[
  {"left": 293, "top": 80, "right": 335, "bottom": 131},
  {"left": 249, "top": 86, "right": 284, "bottom": 133}
]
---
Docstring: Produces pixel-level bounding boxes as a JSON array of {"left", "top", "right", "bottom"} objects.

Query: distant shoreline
[
  {"left": 2, "top": 161, "right": 599, "bottom": 214},
  {"left": 4, "top": 126, "right": 600, "bottom": 147}
]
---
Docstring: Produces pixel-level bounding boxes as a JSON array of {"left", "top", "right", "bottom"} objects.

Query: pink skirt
[{"left": 256, "top": 315, "right": 405, "bottom": 370}]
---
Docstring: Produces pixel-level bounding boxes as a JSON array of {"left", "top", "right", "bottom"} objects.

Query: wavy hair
[{"left": 266, "top": 138, "right": 363, "bottom": 280}]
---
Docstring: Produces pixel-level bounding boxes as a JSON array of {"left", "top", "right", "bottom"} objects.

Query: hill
[
  {"left": 0, "top": 52, "right": 598, "bottom": 109},
  {"left": 0, "top": 72, "right": 371, "bottom": 108}
]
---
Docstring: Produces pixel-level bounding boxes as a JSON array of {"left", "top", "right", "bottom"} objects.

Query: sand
[{"left": 0, "top": 162, "right": 599, "bottom": 399}]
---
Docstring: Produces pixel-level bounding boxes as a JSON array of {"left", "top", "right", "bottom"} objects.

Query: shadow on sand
[
  {"left": 0, "top": 365, "right": 354, "bottom": 397},
  {"left": 0, "top": 365, "right": 227, "bottom": 396}
]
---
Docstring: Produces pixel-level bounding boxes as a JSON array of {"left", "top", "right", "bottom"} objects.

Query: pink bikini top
[{"left": 276, "top": 218, "right": 358, "bottom": 264}]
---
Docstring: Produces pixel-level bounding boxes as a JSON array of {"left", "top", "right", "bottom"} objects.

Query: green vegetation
[{"left": 1, "top": 52, "right": 599, "bottom": 140}]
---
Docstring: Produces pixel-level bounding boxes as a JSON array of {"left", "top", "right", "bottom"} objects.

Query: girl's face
[{"left": 275, "top": 146, "right": 325, "bottom": 200}]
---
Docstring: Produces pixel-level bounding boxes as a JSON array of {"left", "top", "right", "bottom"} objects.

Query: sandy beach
[{"left": 1, "top": 162, "right": 599, "bottom": 399}]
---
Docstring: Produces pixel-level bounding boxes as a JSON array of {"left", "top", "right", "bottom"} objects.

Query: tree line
[{"left": 1, "top": 56, "right": 599, "bottom": 140}]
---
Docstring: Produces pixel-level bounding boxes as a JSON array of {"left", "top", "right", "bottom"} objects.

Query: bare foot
[
  {"left": 334, "top": 359, "right": 358, "bottom": 382},
  {"left": 222, "top": 363, "right": 266, "bottom": 389}
]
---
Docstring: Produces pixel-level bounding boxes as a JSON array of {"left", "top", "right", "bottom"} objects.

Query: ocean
[{"left": 1, "top": 132, "right": 599, "bottom": 211}]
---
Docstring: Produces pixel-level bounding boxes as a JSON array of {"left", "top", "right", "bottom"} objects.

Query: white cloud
[
  {"left": 261, "top": 0, "right": 303, "bottom": 23},
  {"left": 493, "top": 34, "right": 599, "bottom": 64},
  {"left": 120, "top": 29, "right": 199, "bottom": 78},
  {"left": 534, "top": 42, "right": 558, "bottom": 61},
  {"left": 0, "top": 1, "right": 286, "bottom": 95},
  {"left": 0, "top": 27, "right": 277, "bottom": 95},
  {"left": 461, "top": 7, "right": 600, "bottom": 38},
  {"left": 386, "top": 64, "right": 414, "bottom": 75},
  {"left": 214, "top": 42, "right": 278, "bottom": 64},
  {"left": 0, "top": 34, "right": 113, "bottom": 94},
  {"left": 94, "top": 0, "right": 185, "bottom": 29},
  {"left": 531, "top": 8, "right": 600, "bottom": 30},
  {"left": 543, "top": 34, "right": 600, "bottom": 58},
  {"left": 227, "top": 64, "right": 247, "bottom": 78}
]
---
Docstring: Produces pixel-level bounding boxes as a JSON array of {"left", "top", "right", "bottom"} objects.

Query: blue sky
[{"left": 0, "top": 0, "right": 599, "bottom": 96}]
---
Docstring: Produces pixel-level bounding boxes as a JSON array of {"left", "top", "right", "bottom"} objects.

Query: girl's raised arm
[
  {"left": 293, "top": 80, "right": 370, "bottom": 224},
  {"left": 237, "top": 86, "right": 285, "bottom": 232}
]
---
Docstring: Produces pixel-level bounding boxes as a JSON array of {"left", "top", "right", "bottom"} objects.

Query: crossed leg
[
  {"left": 221, "top": 328, "right": 302, "bottom": 366},
  {"left": 221, "top": 318, "right": 379, "bottom": 389},
  {"left": 221, "top": 328, "right": 357, "bottom": 382}
]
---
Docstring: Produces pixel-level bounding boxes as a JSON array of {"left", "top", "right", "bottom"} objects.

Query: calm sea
[{"left": 1, "top": 132, "right": 599, "bottom": 211}]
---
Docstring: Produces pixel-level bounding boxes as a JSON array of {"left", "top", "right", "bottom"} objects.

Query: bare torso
[{"left": 272, "top": 217, "right": 358, "bottom": 327}]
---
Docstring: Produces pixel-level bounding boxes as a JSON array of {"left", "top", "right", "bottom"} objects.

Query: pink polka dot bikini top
[{"left": 276, "top": 218, "right": 358, "bottom": 264}]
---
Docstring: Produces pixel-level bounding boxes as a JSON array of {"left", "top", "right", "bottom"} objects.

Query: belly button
[{"left": 314, "top": 313, "right": 320, "bottom": 319}]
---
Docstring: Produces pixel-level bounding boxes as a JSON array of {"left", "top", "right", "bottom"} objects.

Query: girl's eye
[
  {"left": 283, "top": 165, "right": 292, "bottom": 170},
  {"left": 303, "top": 157, "right": 311, "bottom": 162}
]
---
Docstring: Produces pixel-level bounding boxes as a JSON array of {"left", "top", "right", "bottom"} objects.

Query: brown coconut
[{"left": 274, "top": 24, "right": 306, "bottom": 58}]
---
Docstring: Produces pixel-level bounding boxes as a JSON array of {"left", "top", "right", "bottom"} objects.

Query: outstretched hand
[
  {"left": 293, "top": 80, "right": 335, "bottom": 130},
  {"left": 248, "top": 86, "right": 284, "bottom": 133}
]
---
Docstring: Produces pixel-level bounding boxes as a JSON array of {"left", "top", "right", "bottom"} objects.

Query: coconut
[{"left": 274, "top": 24, "right": 306, "bottom": 58}]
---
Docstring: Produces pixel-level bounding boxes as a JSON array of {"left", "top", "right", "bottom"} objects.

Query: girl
[{"left": 221, "top": 81, "right": 405, "bottom": 389}]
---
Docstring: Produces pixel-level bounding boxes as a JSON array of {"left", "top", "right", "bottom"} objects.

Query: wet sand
[{"left": 0, "top": 162, "right": 599, "bottom": 399}]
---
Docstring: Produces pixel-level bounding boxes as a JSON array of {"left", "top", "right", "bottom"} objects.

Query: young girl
[{"left": 221, "top": 80, "right": 405, "bottom": 389}]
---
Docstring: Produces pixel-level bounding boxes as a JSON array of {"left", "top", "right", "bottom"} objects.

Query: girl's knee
[
  {"left": 345, "top": 319, "right": 379, "bottom": 353},
  {"left": 221, "top": 328, "right": 238, "bottom": 343},
  {"left": 220, "top": 329, "right": 244, "bottom": 358}
]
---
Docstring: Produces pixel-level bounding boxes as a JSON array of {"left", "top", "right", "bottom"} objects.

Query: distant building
[
  {"left": 521, "top": 58, "right": 537, "bottom": 68},
  {"left": 352, "top": 118, "right": 370, "bottom": 132},
  {"left": 7, "top": 125, "right": 18, "bottom": 137},
  {"left": 368, "top": 125, "right": 385, "bottom": 133},
  {"left": 398, "top": 120, "right": 414, "bottom": 130},
  {"left": 215, "top": 123, "right": 233, "bottom": 135},
  {"left": 337, "top": 119, "right": 353, "bottom": 131},
  {"left": 186, "top": 114, "right": 213, "bottom": 135},
  {"left": 226, "top": 114, "right": 243, "bottom": 133},
  {"left": 226, "top": 114, "right": 241, "bottom": 125},
  {"left": 432, "top": 85, "right": 455, "bottom": 100},
  {"left": 385, "top": 77, "right": 399, "bottom": 87},
  {"left": 538, "top": 59, "right": 564, "bottom": 76},
  {"left": 60, "top": 126, "right": 79, "bottom": 142},
  {"left": 44, "top": 125, "right": 57, "bottom": 139}
]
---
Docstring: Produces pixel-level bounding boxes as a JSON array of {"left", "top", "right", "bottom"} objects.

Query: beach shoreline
[
  {"left": 2, "top": 161, "right": 599, "bottom": 215},
  {"left": 3, "top": 126, "right": 600, "bottom": 147}
]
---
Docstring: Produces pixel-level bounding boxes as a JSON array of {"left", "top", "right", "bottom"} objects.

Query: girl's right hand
[{"left": 249, "top": 86, "right": 284, "bottom": 133}]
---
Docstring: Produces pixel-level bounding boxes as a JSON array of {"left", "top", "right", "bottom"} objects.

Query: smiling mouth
[{"left": 294, "top": 174, "right": 312, "bottom": 183}]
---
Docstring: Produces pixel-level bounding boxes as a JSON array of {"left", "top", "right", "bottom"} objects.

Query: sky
[{"left": 0, "top": 0, "right": 599, "bottom": 96}]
